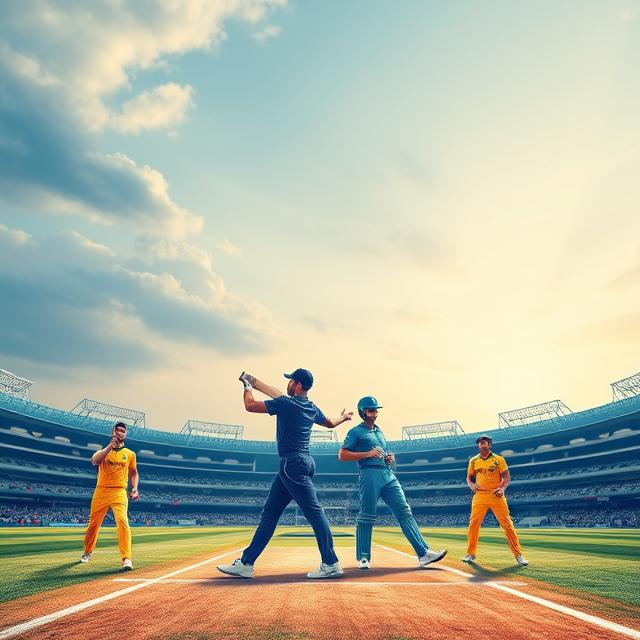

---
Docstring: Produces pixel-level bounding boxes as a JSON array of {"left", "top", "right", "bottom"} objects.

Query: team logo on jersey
[{"left": 122, "top": 454, "right": 127, "bottom": 460}]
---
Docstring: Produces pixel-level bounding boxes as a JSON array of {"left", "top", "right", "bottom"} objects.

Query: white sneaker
[
  {"left": 80, "top": 552, "right": 91, "bottom": 564},
  {"left": 461, "top": 554, "right": 476, "bottom": 563},
  {"left": 122, "top": 558, "right": 133, "bottom": 571},
  {"left": 419, "top": 549, "right": 447, "bottom": 568},
  {"left": 515, "top": 555, "right": 529, "bottom": 566},
  {"left": 307, "top": 561, "right": 344, "bottom": 579},
  {"left": 217, "top": 558, "right": 254, "bottom": 578},
  {"left": 357, "top": 557, "right": 370, "bottom": 570}
]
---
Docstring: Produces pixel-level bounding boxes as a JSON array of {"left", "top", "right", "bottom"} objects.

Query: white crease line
[
  {"left": 113, "top": 577, "right": 527, "bottom": 586},
  {"left": 374, "top": 544, "right": 640, "bottom": 640},
  {"left": 113, "top": 578, "right": 211, "bottom": 583},
  {"left": 113, "top": 578, "right": 210, "bottom": 584},
  {"left": 0, "top": 547, "right": 244, "bottom": 640}
]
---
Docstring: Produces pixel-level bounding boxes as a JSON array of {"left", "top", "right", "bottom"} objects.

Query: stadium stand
[{"left": 1, "top": 387, "right": 639, "bottom": 528}]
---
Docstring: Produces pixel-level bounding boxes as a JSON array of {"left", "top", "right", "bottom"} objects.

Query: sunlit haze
[{"left": 1, "top": 1, "right": 639, "bottom": 440}]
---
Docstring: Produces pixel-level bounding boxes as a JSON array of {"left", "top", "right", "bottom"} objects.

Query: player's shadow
[
  {"left": 348, "top": 565, "right": 452, "bottom": 578},
  {"left": 31, "top": 560, "right": 124, "bottom": 584},
  {"left": 461, "top": 561, "right": 526, "bottom": 578},
  {"left": 206, "top": 565, "right": 451, "bottom": 586}
]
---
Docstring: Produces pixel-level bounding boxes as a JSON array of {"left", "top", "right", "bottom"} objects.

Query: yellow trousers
[
  {"left": 84, "top": 487, "right": 131, "bottom": 560},
  {"left": 467, "top": 491, "right": 522, "bottom": 557}
]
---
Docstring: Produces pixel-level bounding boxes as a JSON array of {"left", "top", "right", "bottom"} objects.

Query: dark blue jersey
[{"left": 264, "top": 395, "right": 327, "bottom": 456}]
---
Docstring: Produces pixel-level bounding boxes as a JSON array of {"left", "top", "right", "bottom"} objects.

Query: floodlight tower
[
  {"left": 181, "top": 420, "right": 244, "bottom": 440},
  {"left": 310, "top": 428, "right": 338, "bottom": 443},
  {"left": 498, "top": 400, "right": 572, "bottom": 429},
  {"left": 0, "top": 369, "right": 33, "bottom": 400},
  {"left": 611, "top": 372, "right": 640, "bottom": 401},
  {"left": 402, "top": 421, "right": 465, "bottom": 440},
  {"left": 70, "top": 399, "right": 146, "bottom": 427}
]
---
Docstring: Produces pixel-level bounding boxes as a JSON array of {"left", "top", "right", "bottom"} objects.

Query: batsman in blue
[{"left": 217, "top": 368, "right": 353, "bottom": 579}]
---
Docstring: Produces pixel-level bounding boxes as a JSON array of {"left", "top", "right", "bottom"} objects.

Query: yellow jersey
[
  {"left": 96, "top": 447, "right": 137, "bottom": 489},
  {"left": 467, "top": 452, "right": 507, "bottom": 491}
]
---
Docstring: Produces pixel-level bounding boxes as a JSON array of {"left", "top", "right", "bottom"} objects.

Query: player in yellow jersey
[
  {"left": 462, "top": 435, "right": 528, "bottom": 566},
  {"left": 80, "top": 421, "right": 139, "bottom": 570}
]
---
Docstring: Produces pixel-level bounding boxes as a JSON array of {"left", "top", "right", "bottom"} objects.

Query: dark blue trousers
[{"left": 241, "top": 453, "right": 338, "bottom": 565}]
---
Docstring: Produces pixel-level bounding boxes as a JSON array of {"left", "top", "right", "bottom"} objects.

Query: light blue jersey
[{"left": 342, "top": 422, "right": 388, "bottom": 469}]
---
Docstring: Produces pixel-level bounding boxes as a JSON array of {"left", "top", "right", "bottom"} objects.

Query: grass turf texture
[{"left": 1, "top": 526, "right": 639, "bottom": 619}]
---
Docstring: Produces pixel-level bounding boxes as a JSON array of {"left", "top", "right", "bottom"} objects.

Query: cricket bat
[{"left": 239, "top": 372, "right": 284, "bottom": 399}]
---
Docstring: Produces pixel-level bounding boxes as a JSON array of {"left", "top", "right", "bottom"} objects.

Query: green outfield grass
[{"left": 1, "top": 526, "right": 639, "bottom": 619}]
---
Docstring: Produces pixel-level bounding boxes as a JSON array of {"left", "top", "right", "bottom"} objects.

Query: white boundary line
[
  {"left": 0, "top": 547, "right": 244, "bottom": 640},
  {"left": 375, "top": 544, "right": 640, "bottom": 640}
]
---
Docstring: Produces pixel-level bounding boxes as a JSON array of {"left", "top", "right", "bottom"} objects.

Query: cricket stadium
[{"left": 1, "top": 369, "right": 639, "bottom": 640}]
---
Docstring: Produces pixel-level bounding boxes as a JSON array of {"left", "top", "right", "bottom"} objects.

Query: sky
[{"left": 1, "top": 0, "right": 639, "bottom": 442}]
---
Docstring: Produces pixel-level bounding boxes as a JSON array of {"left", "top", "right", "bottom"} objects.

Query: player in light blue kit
[{"left": 339, "top": 396, "right": 447, "bottom": 570}]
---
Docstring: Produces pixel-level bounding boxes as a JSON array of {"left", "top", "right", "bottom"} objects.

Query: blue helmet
[{"left": 357, "top": 396, "right": 383, "bottom": 420}]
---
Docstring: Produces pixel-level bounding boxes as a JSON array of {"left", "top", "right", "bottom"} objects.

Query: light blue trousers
[{"left": 356, "top": 467, "right": 429, "bottom": 561}]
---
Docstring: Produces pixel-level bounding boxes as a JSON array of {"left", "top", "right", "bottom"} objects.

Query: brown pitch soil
[{"left": 2, "top": 545, "right": 639, "bottom": 640}]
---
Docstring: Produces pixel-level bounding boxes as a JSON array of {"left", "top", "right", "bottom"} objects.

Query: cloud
[
  {"left": 0, "top": 223, "right": 30, "bottom": 247},
  {"left": 0, "top": 1, "right": 287, "bottom": 236},
  {"left": 216, "top": 238, "right": 243, "bottom": 256},
  {"left": 0, "top": 226, "right": 274, "bottom": 369},
  {"left": 0, "top": 3, "right": 285, "bottom": 370},
  {"left": 111, "top": 83, "right": 194, "bottom": 134},
  {"left": 253, "top": 24, "right": 282, "bottom": 43},
  {"left": 0, "top": 41, "right": 59, "bottom": 87},
  {"left": 0, "top": 65, "right": 203, "bottom": 237},
  {"left": 0, "top": 1, "right": 288, "bottom": 131}
]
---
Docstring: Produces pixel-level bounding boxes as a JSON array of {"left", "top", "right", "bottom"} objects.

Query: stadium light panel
[
  {"left": 402, "top": 421, "right": 465, "bottom": 440},
  {"left": 498, "top": 400, "right": 572, "bottom": 428},
  {"left": 70, "top": 398, "right": 146, "bottom": 428},
  {"left": 180, "top": 419, "right": 243, "bottom": 440},
  {"left": 309, "top": 427, "right": 338, "bottom": 443},
  {"left": 611, "top": 372, "right": 640, "bottom": 401},
  {"left": 0, "top": 368, "right": 33, "bottom": 400}
]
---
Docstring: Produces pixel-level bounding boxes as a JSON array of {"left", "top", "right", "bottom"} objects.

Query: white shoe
[
  {"left": 122, "top": 558, "right": 133, "bottom": 571},
  {"left": 461, "top": 554, "right": 476, "bottom": 563},
  {"left": 80, "top": 552, "right": 91, "bottom": 564},
  {"left": 515, "top": 555, "right": 529, "bottom": 566},
  {"left": 307, "top": 561, "right": 344, "bottom": 579},
  {"left": 419, "top": 549, "right": 447, "bottom": 567},
  {"left": 357, "top": 557, "right": 370, "bottom": 570},
  {"left": 217, "top": 558, "right": 254, "bottom": 578}
]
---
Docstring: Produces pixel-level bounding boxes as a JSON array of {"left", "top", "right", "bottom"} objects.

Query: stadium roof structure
[
  {"left": 0, "top": 369, "right": 33, "bottom": 401},
  {"left": 1, "top": 390, "right": 640, "bottom": 453},
  {"left": 180, "top": 420, "right": 243, "bottom": 441},
  {"left": 402, "top": 421, "right": 465, "bottom": 440},
  {"left": 70, "top": 398, "right": 146, "bottom": 428},
  {"left": 611, "top": 372, "right": 640, "bottom": 401},
  {"left": 498, "top": 400, "right": 572, "bottom": 429},
  {"left": 310, "top": 428, "right": 338, "bottom": 443}
]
